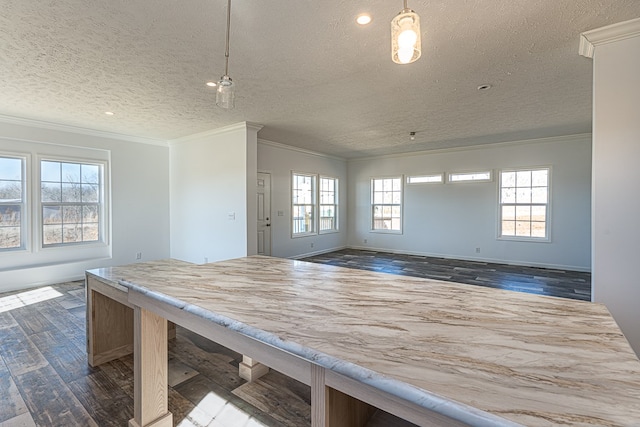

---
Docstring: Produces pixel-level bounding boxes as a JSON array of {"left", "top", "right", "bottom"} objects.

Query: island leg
[
  {"left": 129, "top": 306, "right": 173, "bottom": 427},
  {"left": 239, "top": 355, "right": 270, "bottom": 382}
]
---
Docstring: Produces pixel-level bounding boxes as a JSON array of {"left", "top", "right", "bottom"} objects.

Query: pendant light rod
[
  {"left": 216, "top": 0, "right": 235, "bottom": 109},
  {"left": 223, "top": 0, "right": 231, "bottom": 76}
]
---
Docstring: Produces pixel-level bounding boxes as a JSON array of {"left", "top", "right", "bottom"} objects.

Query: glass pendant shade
[
  {"left": 216, "top": 75, "right": 235, "bottom": 109},
  {"left": 391, "top": 8, "right": 421, "bottom": 64}
]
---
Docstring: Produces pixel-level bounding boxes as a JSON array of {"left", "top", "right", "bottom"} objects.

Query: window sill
[
  {"left": 497, "top": 236, "right": 551, "bottom": 243},
  {"left": 370, "top": 229, "right": 403, "bottom": 235}
]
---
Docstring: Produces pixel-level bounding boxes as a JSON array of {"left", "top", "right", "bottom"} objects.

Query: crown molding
[
  {"left": 258, "top": 138, "right": 346, "bottom": 162},
  {"left": 170, "top": 121, "right": 264, "bottom": 146},
  {"left": 348, "top": 133, "right": 592, "bottom": 163},
  {"left": 0, "top": 114, "right": 168, "bottom": 146},
  {"left": 579, "top": 17, "right": 640, "bottom": 58}
]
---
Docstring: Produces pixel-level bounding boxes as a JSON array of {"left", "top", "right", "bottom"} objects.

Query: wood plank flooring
[
  {"left": 302, "top": 249, "right": 591, "bottom": 301},
  {"left": 0, "top": 281, "right": 311, "bottom": 427},
  {"left": 0, "top": 281, "right": 414, "bottom": 427}
]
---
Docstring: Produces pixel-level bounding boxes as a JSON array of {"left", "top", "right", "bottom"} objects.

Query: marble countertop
[{"left": 87, "top": 256, "right": 640, "bottom": 426}]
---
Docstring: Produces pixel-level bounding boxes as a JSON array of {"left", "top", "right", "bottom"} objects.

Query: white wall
[
  {"left": 0, "top": 119, "right": 170, "bottom": 292},
  {"left": 257, "top": 140, "right": 348, "bottom": 258},
  {"left": 170, "top": 122, "right": 259, "bottom": 264},
  {"left": 589, "top": 24, "right": 640, "bottom": 355},
  {"left": 348, "top": 135, "right": 592, "bottom": 271}
]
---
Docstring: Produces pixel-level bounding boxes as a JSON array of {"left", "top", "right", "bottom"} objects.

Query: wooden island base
[{"left": 86, "top": 275, "right": 454, "bottom": 427}]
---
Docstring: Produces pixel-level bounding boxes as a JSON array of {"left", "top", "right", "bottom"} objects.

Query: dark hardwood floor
[
  {"left": 302, "top": 249, "right": 591, "bottom": 301},
  {"left": 0, "top": 281, "right": 312, "bottom": 427}
]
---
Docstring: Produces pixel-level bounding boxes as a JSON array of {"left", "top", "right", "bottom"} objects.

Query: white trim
[
  {"left": 36, "top": 155, "right": 111, "bottom": 250},
  {"left": 579, "top": 17, "right": 640, "bottom": 58},
  {"left": 406, "top": 174, "right": 444, "bottom": 184},
  {"left": 291, "top": 171, "right": 318, "bottom": 238},
  {"left": 288, "top": 245, "right": 348, "bottom": 260},
  {"left": 447, "top": 170, "right": 493, "bottom": 183},
  {"left": 170, "top": 122, "right": 264, "bottom": 146},
  {"left": 0, "top": 114, "right": 167, "bottom": 146},
  {"left": 370, "top": 176, "right": 404, "bottom": 234},
  {"left": 348, "top": 133, "right": 592, "bottom": 163},
  {"left": 258, "top": 139, "right": 347, "bottom": 162},
  {"left": 497, "top": 166, "right": 552, "bottom": 242}
]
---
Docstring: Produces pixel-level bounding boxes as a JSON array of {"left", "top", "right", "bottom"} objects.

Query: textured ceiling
[{"left": 1, "top": 1, "right": 639, "bottom": 158}]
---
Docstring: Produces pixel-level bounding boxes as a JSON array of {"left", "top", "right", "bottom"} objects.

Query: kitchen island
[{"left": 86, "top": 256, "right": 640, "bottom": 426}]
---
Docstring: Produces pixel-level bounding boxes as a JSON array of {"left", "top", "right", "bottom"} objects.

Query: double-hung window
[
  {"left": 292, "top": 173, "right": 316, "bottom": 236},
  {"left": 371, "top": 177, "right": 402, "bottom": 232},
  {"left": 319, "top": 177, "right": 338, "bottom": 233},
  {"left": 499, "top": 168, "right": 550, "bottom": 240},
  {"left": 292, "top": 173, "right": 340, "bottom": 236},
  {"left": 0, "top": 156, "right": 25, "bottom": 250},
  {"left": 41, "top": 160, "right": 103, "bottom": 246}
]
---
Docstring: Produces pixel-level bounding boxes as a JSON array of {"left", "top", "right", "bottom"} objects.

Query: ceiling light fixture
[
  {"left": 104, "top": 111, "right": 114, "bottom": 116},
  {"left": 477, "top": 84, "right": 492, "bottom": 91},
  {"left": 216, "top": 0, "right": 234, "bottom": 109},
  {"left": 410, "top": 131, "right": 416, "bottom": 140},
  {"left": 391, "top": 0, "right": 421, "bottom": 64},
  {"left": 356, "top": 14, "right": 372, "bottom": 25},
  {"left": 206, "top": 81, "right": 217, "bottom": 87}
]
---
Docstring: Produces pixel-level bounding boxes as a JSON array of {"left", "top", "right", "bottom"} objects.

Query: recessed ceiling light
[
  {"left": 104, "top": 111, "right": 114, "bottom": 116},
  {"left": 356, "top": 14, "right": 372, "bottom": 25},
  {"left": 477, "top": 84, "right": 492, "bottom": 91},
  {"left": 206, "top": 81, "right": 217, "bottom": 87}
]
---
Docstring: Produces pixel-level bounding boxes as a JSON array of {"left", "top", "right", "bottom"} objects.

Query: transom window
[
  {"left": 319, "top": 177, "right": 338, "bottom": 232},
  {"left": 371, "top": 177, "right": 402, "bottom": 232},
  {"left": 0, "top": 156, "right": 25, "bottom": 250},
  {"left": 499, "top": 168, "right": 549, "bottom": 239},
  {"left": 449, "top": 171, "right": 492, "bottom": 183},
  {"left": 41, "top": 160, "right": 103, "bottom": 246},
  {"left": 292, "top": 173, "right": 316, "bottom": 235},
  {"left": 407, "top": 174, "right": 443, "bottom": 184}
]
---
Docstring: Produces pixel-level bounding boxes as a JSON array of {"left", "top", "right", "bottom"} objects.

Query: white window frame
[
  {"left": 498, "top": 167, "right": 551, "bottom": 242},
  {"left": 448, "top": 170, "right": 493, "bottom": 183},
  {"left": 371, "top": 176, "right": 403, "bottom": 234},
  {"left": 291, "top": 172, "right": 317, "bottom": 237},
  {"left": 407, "top": 174, "right": 443, "bottom": 184},
  {"left": 319, "top": 176, "right": 339, "bottom": 234},
  {"left": 0, "top": 153, "right": 29, "bottom": 252},
  {"left": 37, "top": 154, "right": 110, "bottom": 252}
]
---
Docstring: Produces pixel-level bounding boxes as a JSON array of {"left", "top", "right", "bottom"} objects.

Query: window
[
  {"left": 319, "top": 177, "right": 338, "bottom": 232},
  {"left": 499, "top": 168, "right": 549, "bottom": 239},
  {"left": 0, "top": 156, "right": 25, "bottom": 250},
  {"left": 407, "top": 174, "right": 443, "bottom": 184},
  {"left": 371, "top": 177, "right": 402, "bottom": 232},
  {"left": 292, "top": 173, "right": 316, "bottom": 235},
  {"left": 449, "top": 171, "right": 492, "bottom": 182},
  {"left": 41, "top": 160, "right": 103, "bottom": 246}
]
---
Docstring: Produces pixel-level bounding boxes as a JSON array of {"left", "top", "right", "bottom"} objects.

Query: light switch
[
  {"left": 277, "top": 210, "right": 284, "bottom": 216},
  {"left": 228, "top": 212, "right": 236, "bottom": 220}
]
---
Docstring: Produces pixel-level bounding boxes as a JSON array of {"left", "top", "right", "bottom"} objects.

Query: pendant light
[
  {"left": 216, "top": 0, "right": 235, "bottom": 109},
  {"left": 391, "top": 0, "right": 421, "bottom": 64}
]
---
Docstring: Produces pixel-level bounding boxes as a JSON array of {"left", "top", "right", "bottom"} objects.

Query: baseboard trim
[
  {"left": 346, "top": 245, "right": 591, "bottom": 273},
  {"left": 289, "top": 245, "right": 348, "bottom": 260}
]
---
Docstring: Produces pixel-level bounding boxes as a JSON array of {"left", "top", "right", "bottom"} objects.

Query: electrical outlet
[
  {"left": 204, "top": 257, "right": 209, "bottom": 263},
  {"left": 136, "top": 252, "right": 142, "bottom": 260},
  {"left": 364, "top": 239, "right": 368, "bottom": 244},
  {"left": 310, "top": 242, "right": 314, "bottom": 248},
  {"left": 475, "top": 247, "right": 481, "bottom": 253}
]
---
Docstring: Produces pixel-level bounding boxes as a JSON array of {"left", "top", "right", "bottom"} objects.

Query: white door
[{"left": 257, "top": 172, "right": 272, "bottom": 256}]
